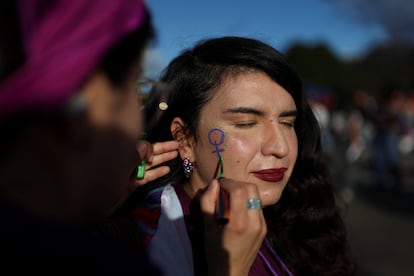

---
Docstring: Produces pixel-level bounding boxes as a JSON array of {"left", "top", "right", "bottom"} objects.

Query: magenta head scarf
[{"left": 0, "top": 0, "right": 146, "bottom": 120}]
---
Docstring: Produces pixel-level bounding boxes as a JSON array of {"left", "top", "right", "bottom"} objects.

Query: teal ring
[{"left": 247, "top": 198, "right": 262, "bottom": 210}]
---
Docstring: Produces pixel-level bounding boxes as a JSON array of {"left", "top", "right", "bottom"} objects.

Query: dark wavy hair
[{"left": 142, "top": 36, "right": 354, "bottom": 275}]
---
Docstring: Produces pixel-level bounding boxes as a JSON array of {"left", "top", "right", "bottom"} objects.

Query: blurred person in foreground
[{"left": 0, "top": 0, "right": 163, "bottom": 273}]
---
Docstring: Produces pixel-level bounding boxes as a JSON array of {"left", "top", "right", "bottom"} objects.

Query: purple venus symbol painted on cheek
[{"left": 208, "top": 128, "right": 225, "bottom": 157}]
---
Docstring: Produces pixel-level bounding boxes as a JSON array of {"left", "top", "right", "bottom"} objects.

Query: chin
[{"left": 260, "top": 192, "right": 282, "bottom": 207}]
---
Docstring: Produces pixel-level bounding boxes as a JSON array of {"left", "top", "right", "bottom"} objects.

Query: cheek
[
  {"left": 120, "top": 106, "right": 142, "bottom": 137},
  {"left": 115, "top": 92, "right": 142, "bottom": 139},
  {"left": 221, "top": 135, "right": 257, "bottom": 175},
  {"left": 225, "top": 135, "right": 256, "bottom": 156},
  {"left": 289, "top": 133, "right": 299, "bottom": 162}
]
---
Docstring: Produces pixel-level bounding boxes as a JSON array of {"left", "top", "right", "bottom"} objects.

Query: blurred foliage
[{"left": 285, "top": 41, "right": 414, "bottom": 106}]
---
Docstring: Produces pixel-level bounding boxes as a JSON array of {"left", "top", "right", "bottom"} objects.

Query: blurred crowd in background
[
  {"left": 281, "top": 39, "right": 414, "bottom": 275},
  {"left": 310, "top": 87, "right": 413, "bottom": 196},
  {"left": 283, "top": 41, "right": 414, "bottom": 201},
  {"left": 302, "top": 52, "right": 414, "bottom": 274}
]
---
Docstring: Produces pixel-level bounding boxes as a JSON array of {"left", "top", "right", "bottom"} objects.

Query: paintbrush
[{"left": 213, "top": 156, "right": 229, "bottom": 225}]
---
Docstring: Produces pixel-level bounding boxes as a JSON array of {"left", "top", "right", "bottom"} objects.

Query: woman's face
[{"left": 189, "top": 72, "right": 298, "bottom": 207}]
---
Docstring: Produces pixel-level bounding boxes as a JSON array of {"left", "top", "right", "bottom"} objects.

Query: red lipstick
[{"left": 252, "top": 168, "right": 287, "bottom": 182}]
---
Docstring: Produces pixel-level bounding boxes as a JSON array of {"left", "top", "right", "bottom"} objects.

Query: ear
[{"left": 170, "top": 117, "right": 195, "bottom": 162}]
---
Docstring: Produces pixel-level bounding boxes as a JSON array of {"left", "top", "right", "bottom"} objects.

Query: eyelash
[
  {"left": 234, "top": 120, "right": 295, "bottom": 129},
  {"left": 281, "top": 121, "right": 295, "bottom": 128},
  {"left": 235, "top": 122, "right": 257, "bottom": 129}
]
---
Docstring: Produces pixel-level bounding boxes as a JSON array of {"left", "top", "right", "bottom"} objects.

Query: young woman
[{"left": 133, "top": 36, "right": 354, "bottom": 275}]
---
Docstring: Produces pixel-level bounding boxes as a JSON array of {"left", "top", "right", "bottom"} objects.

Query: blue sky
[{"left": 144, "top": 0, "right": 412, "bottom": 77}]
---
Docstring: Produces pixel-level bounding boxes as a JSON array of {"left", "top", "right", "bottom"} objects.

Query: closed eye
[
  {"left": 235, "top": 121, "right": 257, "bottom": 129},
  {"left": 280, "top": 120, "right": 295, "bottom": 128},
  {"left": 279, "top": 110, "right": 297, "bottom": 129},
  {"left": 224, "top": 107, "right": 262, "bottom": 129}
]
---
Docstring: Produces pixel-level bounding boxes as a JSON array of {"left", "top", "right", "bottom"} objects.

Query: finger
[
  {"left": 146, "top": 150, "right": 178, "bottom": 169},
  {"left": 219, "top": 179, "right": 264, "bottom": 231},
  {"left": 239, "top": 183, "right": 267, "bottom": 239},
  {"left": 218, "top": 179, "right": 249, "bottom": 226},
  {"left": 135, "top": 166, "right": 171, "bottom": 186},
  {"left": 144, "top": 142, "right": 154, "bottom": 163},
  {"left": 152, "top": 140, "right": 179, "bottom": 155}
]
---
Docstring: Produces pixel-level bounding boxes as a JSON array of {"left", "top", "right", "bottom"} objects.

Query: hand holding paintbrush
[
  {"left": 201, "top": 161, "right": 267, "bottom": 276},
  {"left": 213, "top": 155, "right": 229, "bottom": 225}
]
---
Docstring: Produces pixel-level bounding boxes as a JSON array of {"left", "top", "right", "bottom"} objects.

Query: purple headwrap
[{"left": 0, "top": 0, "right": 146, "bottom": 120}]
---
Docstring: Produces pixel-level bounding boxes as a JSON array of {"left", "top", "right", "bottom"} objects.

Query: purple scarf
[{"left": 0, "top": 0, "right": 145, "bottom": 120}]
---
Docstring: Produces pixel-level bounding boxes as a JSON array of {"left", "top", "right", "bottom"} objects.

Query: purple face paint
[
  {"left": 208, "top": 128, "right": 225, "bottom": 158},
  {"left": 208, "top": 127, "right": 229, "bottom": 225}
]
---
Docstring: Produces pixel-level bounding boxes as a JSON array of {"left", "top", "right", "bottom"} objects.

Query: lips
[{"left": 252, "top": 168, "right": 287, "bottom": 182}]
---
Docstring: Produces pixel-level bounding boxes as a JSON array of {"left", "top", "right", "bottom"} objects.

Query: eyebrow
[
  {"left": 223, "top": 107, "right": 297, "bottom": 117},
  {"left": 223, "top": 107, "right": 264, "bottom": 116},
  {"left": 280, "top": 110, "right": 298, "bottom": 118}
]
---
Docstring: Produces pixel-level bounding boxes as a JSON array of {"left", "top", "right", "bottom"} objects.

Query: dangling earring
[{"left": 183, "top": 157, "right": 194, "bottom": 178}]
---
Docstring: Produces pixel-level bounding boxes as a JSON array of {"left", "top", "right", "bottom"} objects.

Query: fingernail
[
  {"left": 137, "top": 142, "right": 148, "bottom": 160},
  {"left": 208, "top": 180, "right": 217, "bottom": 191}
]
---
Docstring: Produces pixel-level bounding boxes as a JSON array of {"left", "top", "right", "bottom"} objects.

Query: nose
[{"left": 261, "top": 123, "right": 289, "bottom": 158}]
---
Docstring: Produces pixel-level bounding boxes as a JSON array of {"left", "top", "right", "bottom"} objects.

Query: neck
[
  {"left": 184, "top": 171, "right": 210, "bottom": 199},
  {"left": 183, "top": 181, "right": 198, "bottom": 199}
]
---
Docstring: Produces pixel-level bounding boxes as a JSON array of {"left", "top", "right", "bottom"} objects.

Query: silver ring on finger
[{"left": 247, "top": 198, "right": 262, "bottom": 210}]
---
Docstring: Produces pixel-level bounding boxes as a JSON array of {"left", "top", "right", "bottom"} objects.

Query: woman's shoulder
[
  {"left": 131, "top": 185, "right": 166, "bottom": 242},
  {"left": 131, "top": 184, "right": 183, "bottom": 246}
]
